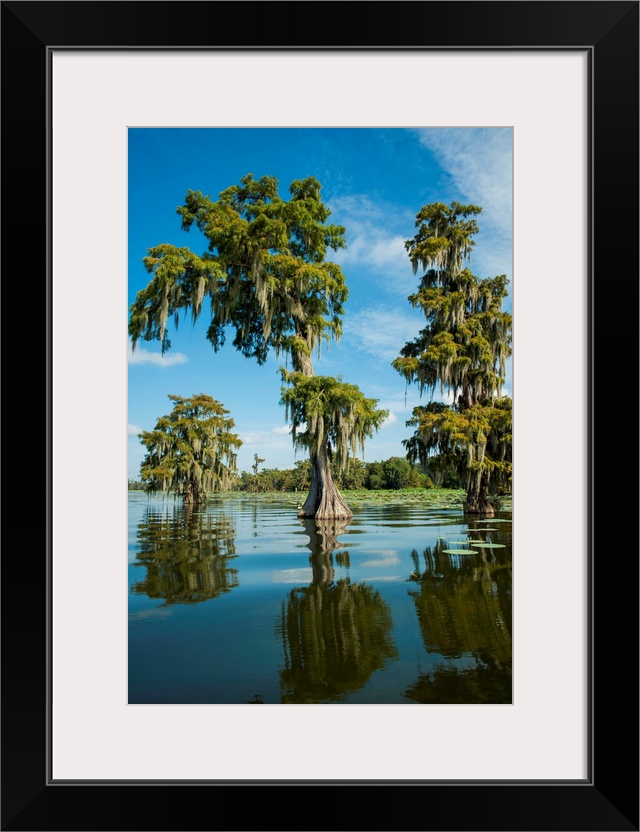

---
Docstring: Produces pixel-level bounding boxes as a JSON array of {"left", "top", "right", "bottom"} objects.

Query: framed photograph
[{"left": 3, "top": 2, "right": 638, "bottom": 830}]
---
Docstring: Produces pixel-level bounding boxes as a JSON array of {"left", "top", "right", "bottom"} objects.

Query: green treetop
[
  {"left": 139, "top": 393, "right": 242, "bottom": 505},
  {"left": 129, "top": 174, "right": 348, "bottom": 373}
]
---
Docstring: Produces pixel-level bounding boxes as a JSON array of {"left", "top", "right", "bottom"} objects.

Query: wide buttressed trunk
[
  {"left": 293, "top": 344, "right": 354, "bottom": 521},
  {"left": 298, "top": 444, "right": 353, "bottom": 520},
  {"left": 463, "top": 470, "right": 495, "bottom": 516},
  {"left": 183, "top": 483, "right": 204, "bottom": 506},
  {"left": 463, "top": 494, "right": 495, "bottom": 516}
]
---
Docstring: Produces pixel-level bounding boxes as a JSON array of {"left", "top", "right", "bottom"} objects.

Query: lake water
[{"left": 128, "top": 493, "right": 512, "bottom": 704}]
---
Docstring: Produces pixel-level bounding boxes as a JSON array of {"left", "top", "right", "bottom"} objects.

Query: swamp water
[{"left": 128, "top": 493, "right": 512, "bottom": 704}]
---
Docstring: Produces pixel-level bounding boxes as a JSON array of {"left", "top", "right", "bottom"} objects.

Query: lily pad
[
  {"left": 442, "top": 548, "right": 478, "bottom": 555},
  {"left": 471, "top": 542, "right": 506, "bottom": 548}
]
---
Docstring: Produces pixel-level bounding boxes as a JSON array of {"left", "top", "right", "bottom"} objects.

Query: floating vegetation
[
  {"left": 471, "top": 542, "right": 506, "bottom": 548},
  {"left": 442, "top": 548, "right": 478, "bottom": 555}
]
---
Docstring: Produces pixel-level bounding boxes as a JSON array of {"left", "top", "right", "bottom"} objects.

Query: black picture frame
[{"left": 2, "top": 2, "right": 638, "bottom": 830}]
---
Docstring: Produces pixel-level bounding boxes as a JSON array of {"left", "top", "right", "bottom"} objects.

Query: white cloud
[
  {"left": 271, "top": 425, "right": 292, "bottom": 435},
  {"left": 328, "top": 195, "right": 416, "bottom": 297},
  {"left": 128, "top": 423, "right": 143, "bottom": 436},
  {"left": 381, "top": 411, "right": 397, "bottom": 427},
  {"left": 128, "top": 344, "right": 188, "bottom": 367},
  {"left": 270, "top": 568, "right": 313, "bottom": 584},
  {"left": 338, "top": 229, "right": 406, "bottom": 272},
  {"left": 235, "top": 426, "right": 302, "bottom": 472},
  {"left": 502, "top": 357, "right": 513, "bottom": 398},
  {"left": 242, "top": 432, "right": 267, "bottom": 446},
  {"left": 416, "top": 127, "right": 512, "bottom": 282},
  {"left": 344, "top": 305, "right": 425, "bottom": 362},
  {"left": 361, "top": 554, "right": 400, "bottom": 568}
]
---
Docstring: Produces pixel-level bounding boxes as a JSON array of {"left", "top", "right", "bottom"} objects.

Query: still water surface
[{"left": 128, "top": 493, "right": 512, "bottom": 704}]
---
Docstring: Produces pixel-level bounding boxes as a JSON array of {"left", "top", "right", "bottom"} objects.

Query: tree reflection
[
  {"left": 131, "top": 504, "right": 238, "bottom": 605},
  {"left": 405, "top": 525, "right": 512, "bottom": 704},
  {"left": 278, "top": 518, "right": 397, "bottom": 703}
]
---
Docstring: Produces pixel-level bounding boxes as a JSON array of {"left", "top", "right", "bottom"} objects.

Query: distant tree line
[
  {"left": 234, "top": 456, "right": 438, "bottom": 493},
  {"left": 130, "top": 452, "right": 486, "bottom": 496}
]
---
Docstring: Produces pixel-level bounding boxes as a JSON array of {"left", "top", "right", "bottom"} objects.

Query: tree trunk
[
  {"left": 299, "top": 443, "right": 353, "bottom": 520},
  {"left": 183, "top": 483, "right": 203, "bottom": 506},
  {"left": 293, "top": 333, "right": 353, "bottom": 520},
  {"left": 463, "top": 494, "right": 495, "bottom": 516},
  {"left": 463, "top": 474, "right": 495, "bottom": 516},
  {"left": 459, "top": 449, "right": 496, "bottom": 515}
]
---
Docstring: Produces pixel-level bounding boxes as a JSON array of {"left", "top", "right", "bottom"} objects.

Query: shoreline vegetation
[{"left": 127, "top": 485, "right": 511, "bottom": 512}]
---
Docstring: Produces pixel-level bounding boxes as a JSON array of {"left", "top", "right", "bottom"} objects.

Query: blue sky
[{"left": 128, "top": 127, "right": 512, "bottom": 480}]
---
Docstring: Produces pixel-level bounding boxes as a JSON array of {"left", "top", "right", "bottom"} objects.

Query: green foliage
[
  {"left": 129, "top": 173, "right": 348, "bottom": 371},
  {"left": 404, "top": 397, "right": 512, "bottom": 498},
  {"left": 407, "top": 201, "right": 482, "bottom": 277},
  {"left": 139, "top": 393, "right": 242, "bottom": 503},
  {"left": 381, "top": 456, "right": 412, "bottom": 490},
  {"left": 280, "top": 371, "right": 388, "bottom": 473},
  {"left": 394, "top": 201, "right": 511, "bottom": 404},
  {"left": 232, "top": 455, "right": 437, "bottom": 493},
  {"left": 395, "top": 201, "right": 513, "bottom": 511},
  {"left": 337, "top": 457, "right": 368, "bottom": 490}
]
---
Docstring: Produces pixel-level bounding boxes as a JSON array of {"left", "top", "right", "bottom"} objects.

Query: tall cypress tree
[
  {"left": 138, "top": 393, "right": 242, "bottom": 504},
  {"left": 129, "top": 174, "right": 386, "bottom": 518},
  {"left": 393, "top": 202, "right": 512, "bottom": 515}
]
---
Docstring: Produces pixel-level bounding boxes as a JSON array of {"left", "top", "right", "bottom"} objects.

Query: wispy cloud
[
  {"left": 381, "top": 411, "right": 397, "bottom": 427},
  {"left": 241, "top": 432, "right": 267, "bottom": 446},
  {"left": 361, "top": 553, "right": 401, "bottom": 569},
  {"left": 128, "top": 344, "right": 188, "bottom": 367},
  {"left": 328, "top": 195, "right": 416, "bottom": 297},
  {"left": 352, "top": 373, "right": 456, "bottom": 421},
  {"left": 416, "top": 127, "right": 512, "bottom": 283},
  {"left": 128, "top": 423, "right": 143, "bottom": 436},
  {"left": 344, "top": 305, "right": 425, "bottom": 362},
  {"left": 270, "top": 568, "right": 313, "bottom": 584},
  {"left": 271, "top": 425, "right": 292, "bottom": 435}
]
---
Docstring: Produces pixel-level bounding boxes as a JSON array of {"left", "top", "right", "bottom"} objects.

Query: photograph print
[{"left": 127, "top": 127, "right": 513, "bottom": 705}]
